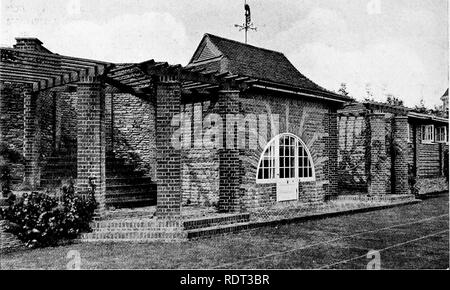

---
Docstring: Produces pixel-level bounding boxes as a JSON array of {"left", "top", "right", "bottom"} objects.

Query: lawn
[{"left": 1, "top": 194, "right": 448, "bottom": 269}]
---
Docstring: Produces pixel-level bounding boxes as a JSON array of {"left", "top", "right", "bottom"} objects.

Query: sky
[{"left": 0, "top": 0, "right": 448, "bottom": 108}]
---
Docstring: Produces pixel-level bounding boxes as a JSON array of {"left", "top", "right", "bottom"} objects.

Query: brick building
[
  {"left": 1, "top": 35, "right": 446, "bottom": 243},
  {"left": 0, "top": 34, "right": 350, "bottom": 218},
  {"left": 338, "top": 99, "right": 449, "bottom": 197}
]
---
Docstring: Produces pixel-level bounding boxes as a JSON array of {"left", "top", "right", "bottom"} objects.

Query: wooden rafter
[{"left": 0, "top": 47, "right": 111, "bottom": 92}]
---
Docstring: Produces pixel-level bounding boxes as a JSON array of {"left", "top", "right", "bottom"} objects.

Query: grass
[{"left": 1, "top": 194, "right": 448, "bottom": 269}]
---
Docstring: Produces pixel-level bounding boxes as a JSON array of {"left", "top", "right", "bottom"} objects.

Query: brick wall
[
  {"left": 239, "top": 90, "right": 336, "bottom": 212},
  {"left": 105, "top": 91, "right": 156, "bottom": 178},
  {"left": 176, "top": 89, "right": 338, "bottom": 213},
  {"left": 338, "top": 111, "right": 400, "bottom": 195},
  {"left": 56, "top": 91, "right": 78, "bottom": 156},
  {"left": 407, "top": 121, "right": 449, "bottom": 178},
  {"left": 34, "top": 88, "right": 78, "bottom": 189},
  {"left": 338, "top": 113, "right": 368, "bottom": 194},
  {"left": 338, "top": 106, "right": 447, "bottom": 196},
  {"left": 180, "top": 96, "right": 219, "bottom": 207},
  {"left": 407, "top": 120, "right": 449, "bottom": 194},
  {"left": 0, "top": 82, "right": 25, "bottom": 186},
  {"left": 418, "top": 142, "right": 442, "bottom": 177}
]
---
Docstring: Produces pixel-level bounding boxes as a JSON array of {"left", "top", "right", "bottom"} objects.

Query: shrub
[{"left": 0, "top": 182, "right": 97, "bottom": 248}]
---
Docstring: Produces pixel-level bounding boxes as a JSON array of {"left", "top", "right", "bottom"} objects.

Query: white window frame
[
  {"left": 421, "top": 125, "right": 435, "bottom": 143},
  {"left": 256, "top": 133, "right": 315, "bottom": 184},
  {"left": 435, "top": 126, "right": 447, "bottom": 143}
]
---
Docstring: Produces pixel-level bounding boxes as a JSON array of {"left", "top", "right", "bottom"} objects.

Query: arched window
[{"left": 256, "top": 133, "right": 315, "bottom": 184}]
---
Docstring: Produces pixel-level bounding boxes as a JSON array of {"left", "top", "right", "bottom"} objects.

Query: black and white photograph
[{"left": 0, "top": 0, "right": 448, "bottom": 276}]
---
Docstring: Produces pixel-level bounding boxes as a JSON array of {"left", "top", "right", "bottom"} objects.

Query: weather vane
[{"left": 234, "top": 0, "right": 257, "bottom": 44}]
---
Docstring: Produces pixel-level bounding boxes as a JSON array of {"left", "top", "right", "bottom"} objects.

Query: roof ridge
[{"left": 204, "top": 33, "right": 286, "bottom": 56}]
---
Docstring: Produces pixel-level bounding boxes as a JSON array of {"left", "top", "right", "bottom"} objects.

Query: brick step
[
  {"left": 106, "top": 177, "right": 154, "bottom": 186},
  {"left": 106, "top": 171, "right": 148, "bottom": 179},
  {"left": 105, "top": 194, "right": 155, "bottom": 203},
  {"left": 43, "top": 161, "right": 76, "bottom": 166},
  {"left": 40, "top": 179, "right": 75, "bottom": 189},
  {"left": 183, "top": 213, "right": 250, "bottom": 230},
  {"left": 105, "top": 188, "right": 155, "bottom": 196},
  {"left": 105, "top": 197, "right": 156, "bottom": 208},
  {"left": 105, "top": 193, "right": 155, "bottom": 202},
  {"left": 106, "top": 161, "right": 139, "bottom": 169},
  {"left": 106, "top": 185, "right": 156, "bottom": 196},
  {"left": 186, "top": 222, "right": 251, "bottom": 239},
  {"left": 41, "top": 173, "right": 76, "bottom": 179},
  {"left": 44, "top": 157, "right": 76, "bottom": 161},
  {"left": 101, "top": 208, "right": 156, "bottom": 220},
  {"left": 90, "top": 219, "right": 156, "bottom": 231},
  {"left": 106, "top": 183, "right": 155, "bottom": 191},
  {"left": 106, "top": 189, "right": 155, "bottom": 198},
  {"left": 80, "top": 231, "right": 186, "bottom": 241}
]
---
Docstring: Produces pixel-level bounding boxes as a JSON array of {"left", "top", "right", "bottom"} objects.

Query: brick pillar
[
  {"left": 218, "top": 89, "right": 242, "bottom": 213},
  {"left": 76, "top": 77, "right": 106, "bottom": 213},
  {"left": 23, "top": 85, "right": 39, "bottom": 189},
  {"left": 155, "top": 76, "right": 182, "bottom": 217},
  {"left": 368, "top": 113, "right": 387, "bottom": 195},
  {"left": 325, "top": 109, "right": 339, "bottom": 199},
  {"left": 393, "top": 116, "right": 409, "bottom": 194},
  {"left": 0, "top": 82, "right": 6, "bottom": 143}
]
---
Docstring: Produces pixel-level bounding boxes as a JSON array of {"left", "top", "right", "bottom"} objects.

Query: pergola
[
  {"left": 0, "top": 47, "right": 112, "bottom": 91},
  {"left": 0, "top": 46, "right": 260, "bottom": 215},
  {"left": 0, "top": 44, "right": 348, "bottom": 216}
]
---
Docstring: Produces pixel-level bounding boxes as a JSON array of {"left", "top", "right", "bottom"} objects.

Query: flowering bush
[
  {"left": 0, "top": 142, "right": 22, "bottom": 198},
  {"left": 0, "top": 182, "right": 97, "bottom": 248}
]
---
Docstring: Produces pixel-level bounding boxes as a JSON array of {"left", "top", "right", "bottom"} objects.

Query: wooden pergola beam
[{"left": 0, "top": 47, "right": 111, "bottom": 92}]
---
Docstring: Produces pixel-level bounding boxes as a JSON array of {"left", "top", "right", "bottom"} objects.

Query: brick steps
[
  {"left": 183, "top": 213, "right": 250, "bottom": 230},
  {"left": 105, "top": 176, "right": 156, "bottom": 208},
  {"left": 105, "top": 177, "right": 154, "bottom": 186},
  {"left": 89, "top": 219, "right": 156, "bottom": 232},
  {"left": 185, "top": 222, "right": 251, "bottom": 239},
  {"left": 104, "top": 155, "right": 156, "bottom": 209},
  {"left": 80, "top": 230, "right": 187, "bottom": 242},
  {"left": 40, "top": 156, "right": 77, "bottom": 188},
  {"left": 40, "top": 179, "right": 64, "bottom": 188},
  {"left": 80, "top": 218, "right": 186, "bottom": 241},
  {"left": 105, "top": 197, "right": 155, "bottom": 208},
  {"left": 106, "top": 183, "right": 155, "bottom": 191},
  {"left": 80, "top": 212, "right": 251, "bottom": 242}
]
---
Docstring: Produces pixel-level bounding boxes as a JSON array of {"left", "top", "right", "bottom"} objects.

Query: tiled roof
[{"left": 187, "top": 34, "right": 346, "bottom": 99}]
